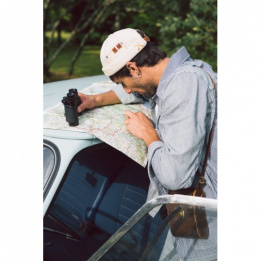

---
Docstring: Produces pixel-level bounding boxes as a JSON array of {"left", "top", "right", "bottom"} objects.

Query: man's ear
[{"left": 126, "top": 62, "right": 141, "bottom": 77}]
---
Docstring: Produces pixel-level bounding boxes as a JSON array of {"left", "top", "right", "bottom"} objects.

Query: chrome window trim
[
  {"left": 43, "top": 139, "right": 61, "bottom": 200},
  {"left": 88, "top": 195, "right": 217, "bottom": 261}
]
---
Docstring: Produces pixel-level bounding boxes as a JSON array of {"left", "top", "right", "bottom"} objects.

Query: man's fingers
[
  {"left": 77, "top": 104, "right": 84, "bottom": 113},
  {"left": 125, "top": 110, "right": 134, "bottom": 118},
  {"left": 77, "top": 92, "right": 84, "bottom": 100}
]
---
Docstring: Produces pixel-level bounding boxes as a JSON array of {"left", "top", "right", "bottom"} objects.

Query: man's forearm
[{"left": 78, "top": 90, "right": 121, "bottom": 112}]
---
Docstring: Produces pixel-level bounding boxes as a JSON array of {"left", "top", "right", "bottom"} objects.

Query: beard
[
  {"left": 144, "top": 83, "right": 157, "bottom": 98},
  {"left": 134, "top": 80, "right": 158, "bottom": 98}
]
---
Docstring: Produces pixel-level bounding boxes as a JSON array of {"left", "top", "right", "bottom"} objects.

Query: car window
[
  {"left": 43, "top": 142, "right": 217, "bottom": 260},
  {"left": 43, "top": 140, "right": 60, "bottom": 199},
  {"left": 92, "top": 203, "right": 217, "bottom": 261},
  {"left": 43, "top": 146, "right": 55, "bottom": 187}
]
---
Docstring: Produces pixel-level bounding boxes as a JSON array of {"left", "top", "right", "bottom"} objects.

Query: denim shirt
[
  {"left": 113, "top": 46, "right": 217, "bottom": 205},
  {"left": 113, "top": 46, "right": 217, "bottom": 260}
]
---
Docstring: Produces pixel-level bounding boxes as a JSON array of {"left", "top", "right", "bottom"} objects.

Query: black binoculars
[{"left": 61, "top": 89, "right": 82, "bottom": 126}]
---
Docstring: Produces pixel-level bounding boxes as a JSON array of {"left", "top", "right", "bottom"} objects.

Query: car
[{"left": 43, "top": 75, "right": 217, "bottom": 261}]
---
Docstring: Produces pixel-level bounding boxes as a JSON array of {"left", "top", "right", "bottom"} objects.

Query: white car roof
[{"left": 44, "top": 75, "right": 109, "bottom": 140}]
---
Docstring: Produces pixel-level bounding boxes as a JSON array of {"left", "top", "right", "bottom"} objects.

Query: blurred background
[{"left": 43, "top": 0, "right": 217, "bottom": 83}]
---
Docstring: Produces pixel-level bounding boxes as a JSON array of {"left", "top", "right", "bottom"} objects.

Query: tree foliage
[
  {"left": 158, "top": 0, "right": 217, "bottom": 71},
  {"left": 44, "top": 0, "right": 217, "bottom": 81}
]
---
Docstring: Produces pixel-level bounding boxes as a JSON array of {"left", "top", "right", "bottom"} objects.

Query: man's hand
[
  {"left": 124, "top": 110, "right": 161, "bottom": 147},
  {"left": 77, "top": 90, "right": 121, "bottom": 113},
  {"left": 77, "top": 93, "right": 96, "bottom": 113}
]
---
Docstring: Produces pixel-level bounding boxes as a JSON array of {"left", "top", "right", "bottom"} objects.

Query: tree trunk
[
  {"left": 43, "top": 0, "right": 52, "bottom": 78},
  {"left": 44, "top": 0, "right": 116, "bottom": 77},
  {"left": 68, "top": 3, "right": 110, "bottom": 75},
  {"left": 43, "top": 0, "right": 82, "bottom": 76},
  {"left": 68, "top": 30, "right": 93, "bottom": 75},
  {"left": 57, "top": 26, "right": 62, "bottom": 46}
]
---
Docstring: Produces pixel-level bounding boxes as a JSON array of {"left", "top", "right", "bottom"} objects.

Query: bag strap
[{"left": 199, "top": 69, "right": 216, "bottom": 188}]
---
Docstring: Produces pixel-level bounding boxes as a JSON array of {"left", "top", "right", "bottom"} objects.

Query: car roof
[
  {"left": 44, "top": 75, "right": 109, "bottom": 110},
  {"left": 44, "top": 75, "right": 109, "bottom": 140}
]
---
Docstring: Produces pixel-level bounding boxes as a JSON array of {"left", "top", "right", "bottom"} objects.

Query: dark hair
[{"left": 109, "top": 41, "right": 167, "bottom": 81}]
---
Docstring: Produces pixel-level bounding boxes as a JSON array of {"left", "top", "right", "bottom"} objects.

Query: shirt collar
[{"left": 151, "top": 46, "right": 191, "bottom": 102}]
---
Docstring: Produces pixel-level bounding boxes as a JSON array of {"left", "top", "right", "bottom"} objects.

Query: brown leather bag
[
  {"left": 166, "top": 186, "right": 210, "bottom": 239},
  {"left": 166, "top": 69, "right": 216, "bottom": 239}
]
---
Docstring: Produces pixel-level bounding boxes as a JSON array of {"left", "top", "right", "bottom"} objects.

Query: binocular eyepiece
[{"left": 61, "top": 89, "right": 82, "bottom": 126}]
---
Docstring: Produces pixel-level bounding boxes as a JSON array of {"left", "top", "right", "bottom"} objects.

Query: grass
[
  {"left": 45, "top": 31, "right": 71, "bottom": 40},
  {"left": 44, "top": 31, "right": 103, "bottom": 83},
  {"left": 44, "top": 45, "right": 103, "bottom": 83}
]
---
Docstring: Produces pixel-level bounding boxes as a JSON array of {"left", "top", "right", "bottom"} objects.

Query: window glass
[
  {"left": 43, "top": 142, "right": 217, "bottom": 261},
  {"left": 91, "top": 203, "right": 217, "bottom": 261},
  {"left": 43, "top": 145, "right": 55, "bottom": 188}
]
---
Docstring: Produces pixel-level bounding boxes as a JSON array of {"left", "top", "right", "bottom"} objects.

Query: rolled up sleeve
[{"left": 148, "top": 70, "right": 213, "bottom": 191}]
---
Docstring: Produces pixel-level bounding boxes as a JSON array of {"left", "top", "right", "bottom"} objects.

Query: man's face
[{"left": 114, "top": 76, "right": 157, "bottom": 98}]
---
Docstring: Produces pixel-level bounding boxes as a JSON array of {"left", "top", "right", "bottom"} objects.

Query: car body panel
[
  {"left": 43, "top": 137, "right": 102, "bottom": 215},
  {"left": 44, "top": 75, "right": 109, "bottom": 110},
  {"left": 44, "top": 75, "right": 109, "bottom": 215}
]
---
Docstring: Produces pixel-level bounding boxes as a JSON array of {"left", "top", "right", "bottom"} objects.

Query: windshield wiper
[
  {"left": 45, "top": 213, "right": 81, "bottom": 241},
  {"left": 44, "top": 227, "right": 79, "bottom": 241}
]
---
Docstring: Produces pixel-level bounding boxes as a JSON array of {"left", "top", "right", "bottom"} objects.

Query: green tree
[
  {"left": 44, "top": 0, "right": 117, "bottom": 77},
  {"left": 158, "top": 0, "right": 217, "bottom": 70},
  {"left": 43, "top": 0, "right": 217, "bottom": 82}
]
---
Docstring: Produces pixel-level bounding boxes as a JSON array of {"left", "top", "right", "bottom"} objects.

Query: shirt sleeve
[
  {"left": 147, "top": 70, "right": 214, "bottom": 191},
  {"left": 112, "top": 84, "right": 145, "bottom": 104}
]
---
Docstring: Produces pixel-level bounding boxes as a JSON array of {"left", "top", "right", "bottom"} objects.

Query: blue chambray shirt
[
  {"left": 113, "top": 47, "right": 217, "bottom": 260},
  {"left": 113, "top": 47, "right": 217, "bottom": 208}
]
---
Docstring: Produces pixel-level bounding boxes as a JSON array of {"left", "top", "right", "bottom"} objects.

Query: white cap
[{"left": 100, "top": 28, "right": 150, "bottom": 76}]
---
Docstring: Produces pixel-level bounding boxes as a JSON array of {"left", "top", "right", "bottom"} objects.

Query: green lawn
[
  {"left": 44, "top": 32, "right": 103, "bottom": 83},
  {"left": 50, "top": 46, "right": 103, "bottom": 78},
  {"left": 45, "top": 45, "right": 103, "bottom": 83}
]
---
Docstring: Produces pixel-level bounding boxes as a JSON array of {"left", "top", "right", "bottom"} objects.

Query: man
[{"left": 78, "top": 28, "right": 217, "bottom": 260}]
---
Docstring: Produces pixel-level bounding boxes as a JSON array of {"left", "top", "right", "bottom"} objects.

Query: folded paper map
[{"left": 43, "top": 81, "right": 151, "bottom": 167}]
